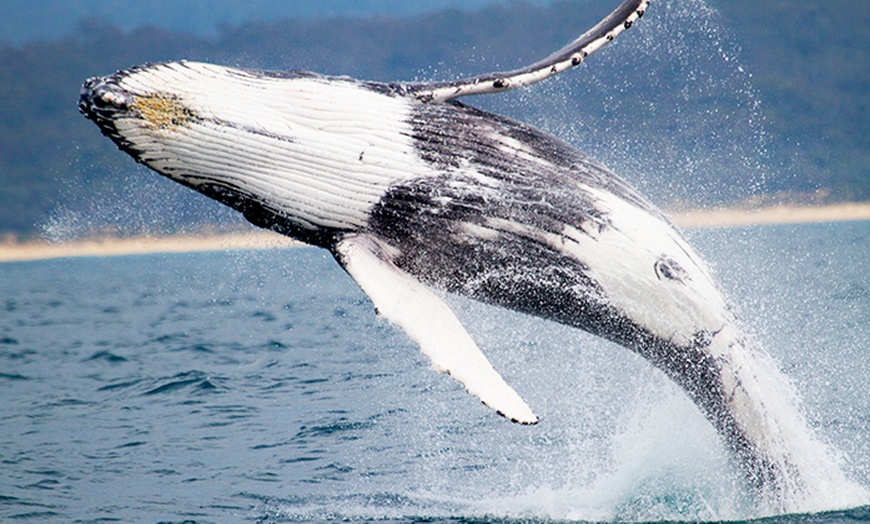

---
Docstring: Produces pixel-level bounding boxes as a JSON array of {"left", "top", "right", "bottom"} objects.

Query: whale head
[{"left": 79, "top": 61, "right": 435, "bottom": 246}]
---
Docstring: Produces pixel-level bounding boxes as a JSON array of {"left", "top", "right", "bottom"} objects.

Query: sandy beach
[
  {"left": 0, "top": 230, "right": 300, "bottom": 263},
  {"left": 667, "top": 201, "right": 870, "bottom": 230},
  {"left": 1, "top": 202, "right": 868, "bottom": 263}
]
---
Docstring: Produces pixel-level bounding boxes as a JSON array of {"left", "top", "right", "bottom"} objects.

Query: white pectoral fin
[{"left": 335, "top": 234, "right": 538, "bottom": 425}]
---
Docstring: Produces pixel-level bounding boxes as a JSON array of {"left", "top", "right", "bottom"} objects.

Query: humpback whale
[{"left": 79, "top": 0, "right": 842, "bottom": 509}]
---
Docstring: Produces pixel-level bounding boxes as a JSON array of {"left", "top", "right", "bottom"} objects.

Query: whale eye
[{"left": 654, "top": 256, "right": 688, "bottom": 283}]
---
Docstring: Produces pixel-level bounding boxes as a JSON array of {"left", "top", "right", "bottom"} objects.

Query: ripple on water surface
[{"left": 0, "top": 227, "right": 867, "bottom": 521}]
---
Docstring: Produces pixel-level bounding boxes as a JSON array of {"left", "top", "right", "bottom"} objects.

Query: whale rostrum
[{"left": 80, "top": 0, "right": 844, "bottom": 509}]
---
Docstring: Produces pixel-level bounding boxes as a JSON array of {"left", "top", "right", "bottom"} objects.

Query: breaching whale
[{"left": 79, "top": 0, "right": 843, "bottom": 509}]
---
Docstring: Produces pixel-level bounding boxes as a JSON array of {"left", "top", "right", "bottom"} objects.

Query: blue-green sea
[{"left": 1, "top": 221, "right": 868, "bottom": 522}]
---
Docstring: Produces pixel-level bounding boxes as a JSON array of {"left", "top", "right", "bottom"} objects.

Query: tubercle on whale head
[
  {"left": 79, "top": 74, "right": 153, "bottom": 163},
  {"left": 79, "top": 76, "right": 131, "bottom": 113},
  {"left": 79, "top": 71, "right": 198, "bottom": 137}
]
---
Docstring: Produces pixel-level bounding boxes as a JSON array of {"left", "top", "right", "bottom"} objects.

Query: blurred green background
[{"left": 1, "top": 0, "right": 866, "bottom": 238}]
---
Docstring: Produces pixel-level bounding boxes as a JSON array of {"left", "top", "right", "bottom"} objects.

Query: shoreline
[
  {"left": 667, "top": 201, "right": 870, "bottom": 230},
  {"left": 0, "top": 230, "right": 300, "bottom": 263},
  {"left": 1, "top": 202, "right": 868, "bottom": 263}
]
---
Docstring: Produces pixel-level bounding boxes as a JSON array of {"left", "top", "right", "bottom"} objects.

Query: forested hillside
[{"left": 0, "top": 0, "right": 866, "bottom": 237}]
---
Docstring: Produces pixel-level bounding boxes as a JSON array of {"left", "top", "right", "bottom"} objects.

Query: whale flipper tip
[{"left": 335, "top": 234, "right": 539, "bottom": 426}]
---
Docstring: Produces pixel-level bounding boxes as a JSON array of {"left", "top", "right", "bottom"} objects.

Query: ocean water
[{"left": 1, "top": 221, "right": 868, "bottom": 522}]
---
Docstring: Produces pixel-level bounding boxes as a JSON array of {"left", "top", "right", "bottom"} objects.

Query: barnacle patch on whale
[{"left": 130, "top": 93, "right": 196, "bottom": 130}]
